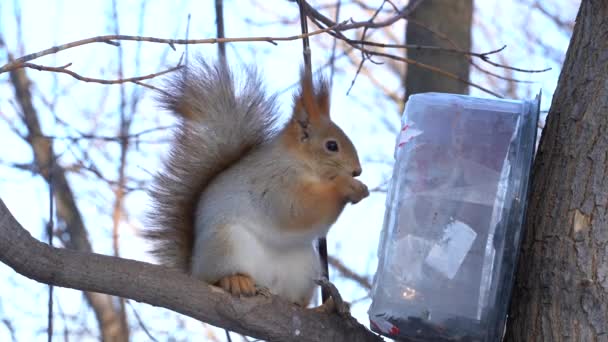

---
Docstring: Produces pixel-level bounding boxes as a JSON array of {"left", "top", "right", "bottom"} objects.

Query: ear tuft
[
  {"left": 316, "top": 77, "right": 330, "bottom": 117},
  {"left": 293, "top": 69, "right": 330, "bottom": 123}
]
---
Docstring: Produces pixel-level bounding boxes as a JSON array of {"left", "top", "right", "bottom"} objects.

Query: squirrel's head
[{"left": 282, "top": 72, "right": 362, "bottom": 179}]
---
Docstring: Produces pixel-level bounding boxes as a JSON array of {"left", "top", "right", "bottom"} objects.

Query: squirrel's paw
[
  {"left": 349, "top": 178, "right": 369, "bottom": 204},
  {"left": 334, "top": 174, "right": 369, "bottom": 204},
  {"left": 342, "top": 177, "right": 369, "bottom": 204},
  {"left": 217, "top": 274, "right": 256, "bottom": 297}
]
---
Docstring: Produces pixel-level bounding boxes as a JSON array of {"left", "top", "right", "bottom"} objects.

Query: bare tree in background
[
  {"left": 7, "top": 44, "right": 130, "bottom": 342},
  {"left": 405, "top": 0, "right": 472, "bottom": 98}
]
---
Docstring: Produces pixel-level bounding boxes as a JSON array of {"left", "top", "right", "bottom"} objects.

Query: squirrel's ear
[
  {"left": 287, "top": 71, "right": 331, "bottom": 143},
  {"left": 293, "top": 71, "right": 330, "bottom": 125},
  {"left": 316, "top": 78, "right": 330, "bottom": 118}
]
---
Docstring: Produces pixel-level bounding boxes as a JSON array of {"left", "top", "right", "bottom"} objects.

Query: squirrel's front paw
[
  {"left": 335, "top": 174, "right": 369, "bottom": 204},
  {"left": 217, "top": 274, "right": 256, "bottom": 297},
  {"left": 347, "top": 178, "right": 369, "bottom": 204}
]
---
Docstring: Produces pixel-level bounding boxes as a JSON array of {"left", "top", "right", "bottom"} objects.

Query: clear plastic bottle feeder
[{"left": 369, "top": 92, "right": 540, "bottom": 341}]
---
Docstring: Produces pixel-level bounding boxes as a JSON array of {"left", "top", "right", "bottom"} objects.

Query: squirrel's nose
[{"left": 352, "top": 167, "right": 362, "bottom": 177}]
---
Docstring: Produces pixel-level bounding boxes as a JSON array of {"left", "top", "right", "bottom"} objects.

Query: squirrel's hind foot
[{"left": 216, "top": 274, "right": 256, "bottom": 297}]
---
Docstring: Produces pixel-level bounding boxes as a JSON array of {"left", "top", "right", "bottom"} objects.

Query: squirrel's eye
[{"left": 325, "top": 140, "right": 339, "bottom": 152}]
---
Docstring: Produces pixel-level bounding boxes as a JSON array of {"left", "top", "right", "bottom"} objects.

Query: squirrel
[{"left": 145, "top": 57, "right": 369, "bottom": 307}]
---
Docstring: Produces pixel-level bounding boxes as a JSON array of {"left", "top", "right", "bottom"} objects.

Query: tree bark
[
  {"left": 404, "top": 0, "right": 472, "bottom": 98},
  {"left": 505, "top": 0, "right": 608, "bottom": 340},
  {"left": 0, "top": 199, "right": 381, "bottom": 342},
  {"left": 9, "top": 65, "right": 131, "bottom": 342}
]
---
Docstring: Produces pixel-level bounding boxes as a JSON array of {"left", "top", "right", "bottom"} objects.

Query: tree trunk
[
  {"left": 404, "top": 0, "right": 472, "bottom": 98},
  {"left": 505, "top": 0, "right": 608, "bottom": 340}
]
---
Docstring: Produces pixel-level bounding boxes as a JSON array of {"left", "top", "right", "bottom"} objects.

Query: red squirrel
[{"left": 145, "top": 58, "right": 369, "bottom": 307}]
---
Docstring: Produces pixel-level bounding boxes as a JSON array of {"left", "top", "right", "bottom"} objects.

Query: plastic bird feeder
[{"left": 369, "top": 92, "right": 541, "bottom": 341}]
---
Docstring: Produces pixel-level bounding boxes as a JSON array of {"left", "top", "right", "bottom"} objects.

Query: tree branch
[
  {"left": 18, "top": 61, "right": 182, "bottom": 85},
  {"left": 0, "top": 25, "right": 344, "bottom": 74},
  {"left": 328, "top": 255, "right": 372, "bottom": 290},
  {"left": 0, "top": 199, "right": 382, "bottom": 342}
]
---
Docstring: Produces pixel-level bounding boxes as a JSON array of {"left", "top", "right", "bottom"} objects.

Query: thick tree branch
[{"left": 0, "top": 200, "right": 382, "bottom": 342}]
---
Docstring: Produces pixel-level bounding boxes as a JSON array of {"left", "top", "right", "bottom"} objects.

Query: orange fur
[
  {"left": 216, "top": 274, "right": 256, "bottom": 297},
  {"left": 276, "top": 172, "right": 368, "bottom": 233},
  {"left": 285, "top": 176, "right": 347, "bottom": 230}
]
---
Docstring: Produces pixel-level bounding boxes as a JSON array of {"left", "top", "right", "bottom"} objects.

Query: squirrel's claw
[{"left": 217, "top": 274, "right": 256, "bottom": 297}]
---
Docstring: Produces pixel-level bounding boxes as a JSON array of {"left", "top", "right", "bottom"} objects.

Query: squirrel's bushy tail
[{"left": 145, "top": 58, "right": 279, "bottom": 270}]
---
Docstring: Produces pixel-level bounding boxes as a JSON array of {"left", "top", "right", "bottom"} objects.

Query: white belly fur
[
  {"left": 230, "top": 223, "right": 319, "bottom": 304},
  {"left": 192, "top": 219, "right": 321, "bottom": 305}
]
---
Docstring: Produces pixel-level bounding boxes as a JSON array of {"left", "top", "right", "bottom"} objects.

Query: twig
[
  {"left": 126, "top": 301, "right": 159, "bottom": 342},
  {"left": 328, "top": 0, "right": 342, "bottom": 89},
  {"left": 32, "top": 125, "right": 175, "bottom": 143},
  {"left": 0, "top": 25, "right": 345, "bottom": 74},
  {"left": 471, "top": 61, "right": 535, "bottom": 84},
  {"left": 340, "top": 45, "right": 402, "bottom": 102},
  {"left": 305, "top": 3, "right": 503, "bottom": 97},
  {"left": 1, "top": 319, "right": 17, "bottom": 342},
  {"left": 47, "top": 145, "right": 55, "bottom": 342},
  {"left": 313, "top": 20, "right": 503, "bottom": 98},
  {"left": 297, "top": 0, "right": 312, "bottom": 76},
  {"left": 531, "top": 0, "right": 574, "bottom": 31},
  {"left": 335, "top": 31, "right": 506, "bottom": 97},
  {"left": 328, "top": 256, "right": 372, "bottom": 290},
  {"left": 346, "top": 0, "right": 387, "bottom": 95},
  {"left": 216, "top": 0, "right": 227, "bottom": 65},
  {"left": 18, "top": 62, "right": 182, "bottom": 85},
  {"left": 304, "top": 0, "right": 549, "bottom": 89}
]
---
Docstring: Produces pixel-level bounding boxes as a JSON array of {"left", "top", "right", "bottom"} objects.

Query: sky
[{"left": 0, "top": 0, "right": 578, "bottom": 341}]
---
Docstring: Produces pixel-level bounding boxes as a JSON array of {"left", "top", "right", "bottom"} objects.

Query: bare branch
[
  {"left": 297, "top": 0, "right": 313, "bottom": 75},
  {"left": 303, "top": 2, "right": 504, "bottom": 97},
  {"left": 17, "top": 62, "right": 182, "bottom": 85},
  {"left": 2, "top": 318, "right": 17, "bottom": 342},
  {"left": 215, "top": 0, "right": 227, "bottom": 64},
  {"left": 305, "top": 0, "right": 550, "bottom": 85},
  {"left": 126, "top": 301, "right": 159, "bottom": 342},
  {"left": 531, "top": 0, "right": 575, "bottom": 31},
  {"left": 355, "top": 45, "right": 505, "bottom": 98},
  {"left": 0, "top": 25, "right": 344, "bottom": 74},
  {"left": 0, "top": 200, "right": 382, "bottom": 342},
  {"left": 328, "top": 256, "right": 372, "bottom": 290}
]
